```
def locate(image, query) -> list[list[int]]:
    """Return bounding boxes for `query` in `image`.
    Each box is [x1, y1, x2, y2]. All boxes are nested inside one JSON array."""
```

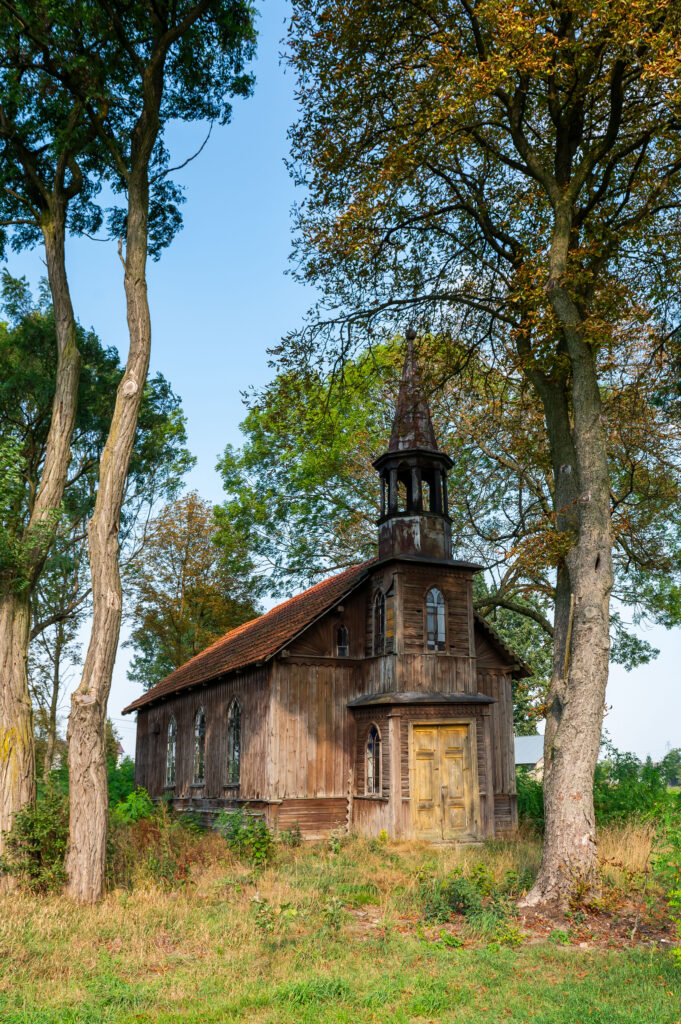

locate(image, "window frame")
[[226, 697, 241, 787], [336, 623, 349, 657], [425, 586, 447, 652], [165, 715, 177, 788], [365, 723, 382, 796], [193, 707, 207, 786]]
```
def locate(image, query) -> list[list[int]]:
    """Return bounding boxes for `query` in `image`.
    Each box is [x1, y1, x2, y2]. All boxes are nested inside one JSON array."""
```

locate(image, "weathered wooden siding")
[[402, 565, 474, 657], [134, 665, 270, 801], [268, 660, 361, 800]]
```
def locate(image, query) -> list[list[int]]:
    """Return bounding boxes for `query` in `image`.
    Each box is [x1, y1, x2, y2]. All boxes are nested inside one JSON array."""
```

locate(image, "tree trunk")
[[522, 214, 614, 906], [0, 206, 79, 851], [0, 592, 35, 853], [66, 158, 153, 902]]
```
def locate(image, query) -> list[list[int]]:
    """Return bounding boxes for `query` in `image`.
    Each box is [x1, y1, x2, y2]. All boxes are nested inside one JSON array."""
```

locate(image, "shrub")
[[111, 786, 156, 824], [216, 806, 274, 865], [279, 821, 302, 847], [108, 757, 136, 806], [0, 783, 68, 892], [652, 803, 681, 966], [420, 867, 517, 941], [594, 744, 669, 824], [516, 769, 544, 831]]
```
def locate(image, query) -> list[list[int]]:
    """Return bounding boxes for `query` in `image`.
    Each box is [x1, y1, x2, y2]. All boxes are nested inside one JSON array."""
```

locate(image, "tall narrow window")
[[166, 716, 177, 787], [366, 726, 381, 795], [426, 587, 446, 651], [373, 592, 385, 654], [193, 707, 206, 785], [336, 624, 349, 657], [227, 698, 241, 786]]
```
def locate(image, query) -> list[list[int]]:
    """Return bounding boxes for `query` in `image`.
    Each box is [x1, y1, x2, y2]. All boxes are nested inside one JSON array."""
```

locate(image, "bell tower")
[[373, 331, 453, 561]]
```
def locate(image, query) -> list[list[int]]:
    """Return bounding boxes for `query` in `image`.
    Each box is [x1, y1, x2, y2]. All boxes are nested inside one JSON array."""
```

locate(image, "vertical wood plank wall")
[[134, 665, 270, 802]]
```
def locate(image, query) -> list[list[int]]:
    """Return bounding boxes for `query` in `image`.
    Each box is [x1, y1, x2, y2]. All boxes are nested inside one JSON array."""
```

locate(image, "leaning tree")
[[286, 0, 681, 903]]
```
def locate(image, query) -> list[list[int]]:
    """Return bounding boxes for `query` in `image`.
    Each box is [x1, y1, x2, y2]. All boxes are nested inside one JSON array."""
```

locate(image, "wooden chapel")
[[123, 336, 528, 840]]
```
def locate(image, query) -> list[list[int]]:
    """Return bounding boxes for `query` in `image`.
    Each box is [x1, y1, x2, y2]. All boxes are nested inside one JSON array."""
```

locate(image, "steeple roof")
[[388, 332, 439, 453]]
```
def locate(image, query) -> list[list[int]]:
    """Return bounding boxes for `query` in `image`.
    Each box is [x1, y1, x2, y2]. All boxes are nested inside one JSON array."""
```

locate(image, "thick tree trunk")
[[66, 162, 153, 902], [0, 593, 35, 851], [522, 213, 614, 906], [0, 207, 79, 851]]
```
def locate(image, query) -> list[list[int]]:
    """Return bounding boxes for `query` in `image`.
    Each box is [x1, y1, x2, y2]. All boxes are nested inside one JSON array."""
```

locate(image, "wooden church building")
[[123, 338, 529, 841]]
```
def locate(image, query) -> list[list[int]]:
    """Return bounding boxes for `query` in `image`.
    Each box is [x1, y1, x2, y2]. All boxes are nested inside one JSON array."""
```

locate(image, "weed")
[[215, 806, 274, 865], [549, 929, 571, 945], [279, 821, 303, 847], [110, 786, 155, 824]]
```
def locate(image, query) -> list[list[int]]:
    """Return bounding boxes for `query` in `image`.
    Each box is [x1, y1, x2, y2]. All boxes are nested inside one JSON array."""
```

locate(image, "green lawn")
[[1, 832, 679, 1024]]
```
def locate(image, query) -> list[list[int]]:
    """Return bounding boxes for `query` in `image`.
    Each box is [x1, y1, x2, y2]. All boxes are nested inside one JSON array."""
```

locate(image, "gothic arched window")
[[193, 707, 206, 785], [373, 592, 385, 655], [227, 698, 241, 786], [166, 716, 177, 787], [426, 587, 446, 651], [366, 725, 381, 795], [336, 625, 349, 657]]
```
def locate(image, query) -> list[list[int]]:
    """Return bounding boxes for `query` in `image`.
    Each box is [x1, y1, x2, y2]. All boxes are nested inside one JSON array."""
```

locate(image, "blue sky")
[[9, 1, 681, 759]]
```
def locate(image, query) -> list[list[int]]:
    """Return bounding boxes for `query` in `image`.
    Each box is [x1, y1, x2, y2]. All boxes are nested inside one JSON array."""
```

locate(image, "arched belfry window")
[[373, 592, 385, 655], [227, 698, 241, 786], [166, 716, 177, 787], [193, 707, 206, 785], [366, 725, 381, 795], [426, 587, 446, 651], [336, 625, 349, 657]]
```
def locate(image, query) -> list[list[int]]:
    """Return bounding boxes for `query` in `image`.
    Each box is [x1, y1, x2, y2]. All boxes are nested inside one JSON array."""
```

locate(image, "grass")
[[0, 825, 679, 1024]]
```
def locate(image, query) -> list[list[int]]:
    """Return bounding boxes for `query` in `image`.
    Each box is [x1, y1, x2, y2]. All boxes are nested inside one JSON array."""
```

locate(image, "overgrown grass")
[[0, 826, 679, 1023]]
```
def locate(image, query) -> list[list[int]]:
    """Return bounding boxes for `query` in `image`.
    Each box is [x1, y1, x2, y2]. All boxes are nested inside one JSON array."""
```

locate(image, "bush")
[[652, 804, 681, 968], [107, 800, 219, 889], [594, 744, 669, 824], [0, 782, 68, 892], [420, 868, 517, 940], [108, 757, 136, 806], [110, 786, 155, 824], [516, 769, 544, 830], [216, 806, 274, 865]]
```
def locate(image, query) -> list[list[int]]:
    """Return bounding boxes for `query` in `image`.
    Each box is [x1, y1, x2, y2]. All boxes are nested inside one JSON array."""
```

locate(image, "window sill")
[[223, 784, 240, 791], [190, 783, 205, 790], [354, 794, 388, 802], [163, 785, 175, 792]]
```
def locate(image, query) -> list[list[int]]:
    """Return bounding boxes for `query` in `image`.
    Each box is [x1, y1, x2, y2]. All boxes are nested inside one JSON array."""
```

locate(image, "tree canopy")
[[126, 491, 260, 691]]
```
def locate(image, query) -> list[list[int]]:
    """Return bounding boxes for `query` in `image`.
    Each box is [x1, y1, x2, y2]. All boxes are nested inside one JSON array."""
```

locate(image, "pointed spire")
[[388, 329, 439, 453]]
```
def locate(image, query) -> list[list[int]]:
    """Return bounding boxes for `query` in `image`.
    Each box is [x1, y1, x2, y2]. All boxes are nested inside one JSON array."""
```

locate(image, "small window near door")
[[166, 716, 176, 787], [193, 707, 206, 785], [336, 624, 349, 657], [426, 587, 446, 651], [366, 725, 381, 794], [227, 698, 241, 786]]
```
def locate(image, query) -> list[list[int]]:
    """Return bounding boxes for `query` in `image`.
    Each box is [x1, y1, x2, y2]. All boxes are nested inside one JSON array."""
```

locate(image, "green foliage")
[[0, 782, 68, 892], [660, 748, 681, 788], [215, 806, 274, 866], [125, 492, 258, 691], [593, 741, 670, 824], [516, 769, 545, 831], [652, 805, 681, 968], [107, 801, 217, 889], [111, 787, 156, 825], [278, 821, 303, 847], [419, 866, 518, 942]]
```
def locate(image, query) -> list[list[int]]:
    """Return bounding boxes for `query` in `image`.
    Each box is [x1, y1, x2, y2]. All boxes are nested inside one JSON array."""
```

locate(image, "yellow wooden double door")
[[411, 723, 477, 840]]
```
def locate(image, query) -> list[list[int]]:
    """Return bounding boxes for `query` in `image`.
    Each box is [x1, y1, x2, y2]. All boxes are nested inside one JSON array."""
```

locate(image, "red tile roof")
[[122, 560, 373, 714]]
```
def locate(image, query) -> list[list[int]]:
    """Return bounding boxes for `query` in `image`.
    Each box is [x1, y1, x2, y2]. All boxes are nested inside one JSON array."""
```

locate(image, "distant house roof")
[[514, 734, 544, 766], [122, 560, 373, 714]]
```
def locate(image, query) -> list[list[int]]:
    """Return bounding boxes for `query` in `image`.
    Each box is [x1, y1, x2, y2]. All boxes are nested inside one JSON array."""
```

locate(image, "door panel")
[[411, 723, 477, 840], [412, 726, 440, 839]]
